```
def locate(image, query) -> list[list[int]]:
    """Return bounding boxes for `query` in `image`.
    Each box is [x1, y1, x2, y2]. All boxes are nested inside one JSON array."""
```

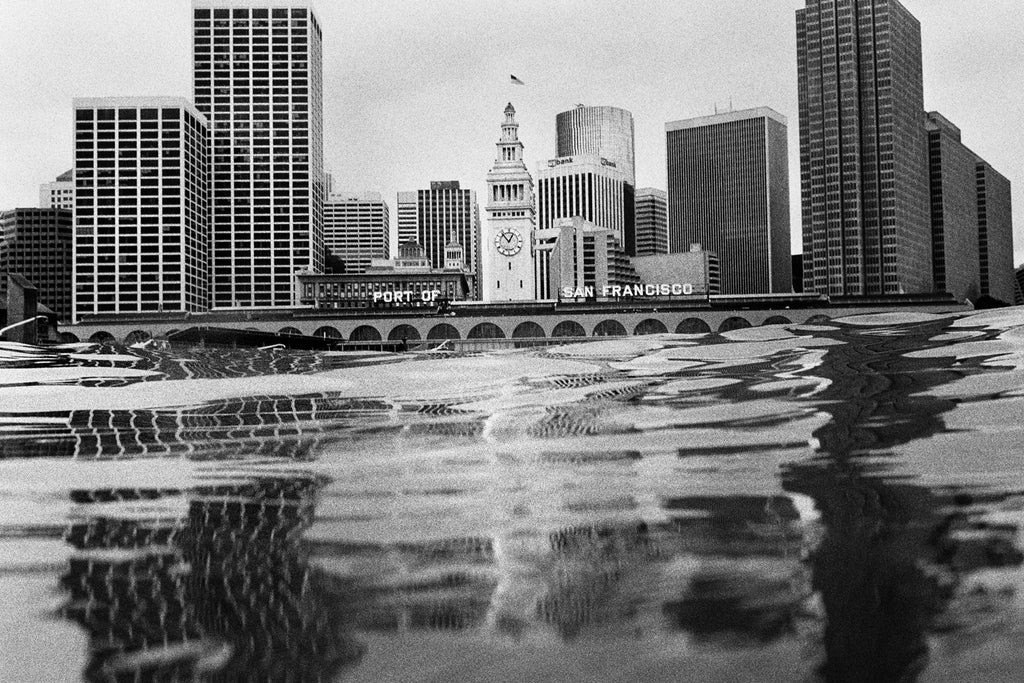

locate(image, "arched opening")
[[551, 320, 586, 337], [350, 325, 382, 342], [763, 316, 792, 326], [58, 332, 80, 344], [279, 326, 302, 336], [512, 321, 545, 338], [592, 319, 627, 337], [124, 330, 152, 345], [468, 322, 506, 339], [512, 321, 545, 348], [805, 314, 832, 325], [718, 317, 752, 332], [313, 326, 343, 339], [675, 318, 711, 334], [388, 324, 422, 341], [89, 331, 115, 344], [634, 319, 668, 336], [427, 324, 461, 340]]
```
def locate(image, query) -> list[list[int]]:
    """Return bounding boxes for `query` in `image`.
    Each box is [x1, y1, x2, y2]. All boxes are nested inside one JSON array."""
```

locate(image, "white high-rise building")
[[323, 191, 389, 274], [483, 103, 535, 302], [39, 170, 75, 210], [192, 0, 325, 308], [72, 97, 210, 321], [536, 155, 631, 251]]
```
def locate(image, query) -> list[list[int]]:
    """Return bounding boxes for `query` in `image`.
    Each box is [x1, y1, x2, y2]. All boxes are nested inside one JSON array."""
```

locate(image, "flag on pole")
[[510, 74, 525, 86]]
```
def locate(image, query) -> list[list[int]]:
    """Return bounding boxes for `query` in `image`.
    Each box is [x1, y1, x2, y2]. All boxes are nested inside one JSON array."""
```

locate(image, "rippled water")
[[2, 309, 1024, 682]]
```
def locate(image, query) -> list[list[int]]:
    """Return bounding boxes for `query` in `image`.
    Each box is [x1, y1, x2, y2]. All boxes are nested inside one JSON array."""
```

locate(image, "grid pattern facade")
[[323, 192, 390, 274], [396, 182, 480, 299], [925, 113, 979, 301], [666, 109, 791, 294], [976, 162, 1014, 303], [634, 187, 668, 256], [72, 99, 210, 320], [536, 158, 630, 251], [556, 105, 636, 186], [797, 0, 931, 295], [39, 170, 75, 210], [193, 0, 324, 309], [0, 208, 73, 320]]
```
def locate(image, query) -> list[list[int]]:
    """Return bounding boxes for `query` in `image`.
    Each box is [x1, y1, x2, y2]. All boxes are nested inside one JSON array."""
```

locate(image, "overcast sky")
[[1, 0, 1021, 265]]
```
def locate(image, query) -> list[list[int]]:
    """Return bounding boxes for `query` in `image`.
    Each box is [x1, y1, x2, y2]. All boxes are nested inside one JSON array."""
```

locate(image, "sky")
[[1, 0, 1022, 266]]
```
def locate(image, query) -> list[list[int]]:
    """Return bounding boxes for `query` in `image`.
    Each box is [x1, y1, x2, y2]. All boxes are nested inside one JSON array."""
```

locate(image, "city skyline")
[[0, 0, 1021, 265]]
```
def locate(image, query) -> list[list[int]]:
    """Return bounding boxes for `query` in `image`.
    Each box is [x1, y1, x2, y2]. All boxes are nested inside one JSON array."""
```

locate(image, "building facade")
[[631, 244, 721, 297], [193, 0, 325, 309], [976, 161, 1015, 303], [395, 181, 480, 299], [39, 170, 75, 210], [536, 155, 633, 254], [634, 187, 668, 256], [797, 0, 931, 295], [534, 216, 639, 300], [323, 191, 389, 274], [483, 103, 536, 302], [556, 104, 636, 186], [0, 208, 74, 321], [72, 97, 210, 320], [666, 107, 791, 294]]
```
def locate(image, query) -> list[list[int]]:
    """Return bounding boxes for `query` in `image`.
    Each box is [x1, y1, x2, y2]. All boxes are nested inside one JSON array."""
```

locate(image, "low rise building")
[[534, 216, 639, 300], [631, 243, 721, 296], [1, 207, 74, 321]]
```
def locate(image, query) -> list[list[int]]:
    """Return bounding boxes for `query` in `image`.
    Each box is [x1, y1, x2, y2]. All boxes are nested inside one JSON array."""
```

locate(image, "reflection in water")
[[0, 316, 1021, 680], [61, 477, 363, 681]]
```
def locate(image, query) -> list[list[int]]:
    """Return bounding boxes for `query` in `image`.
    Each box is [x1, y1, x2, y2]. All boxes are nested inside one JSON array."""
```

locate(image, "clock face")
[[495, 229, 523, 256]]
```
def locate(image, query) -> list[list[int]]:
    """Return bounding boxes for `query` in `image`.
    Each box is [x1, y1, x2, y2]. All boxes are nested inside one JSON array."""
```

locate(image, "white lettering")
[[671, 284, 683, 296], [372, 292, 384, 302], [682, 284, 693, 295], [562, 287, 575, 298], [611, 286, 622, 297]]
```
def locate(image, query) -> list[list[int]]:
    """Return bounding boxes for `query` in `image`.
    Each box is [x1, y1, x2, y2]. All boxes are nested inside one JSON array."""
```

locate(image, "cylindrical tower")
[[555, 105, 636, 186]]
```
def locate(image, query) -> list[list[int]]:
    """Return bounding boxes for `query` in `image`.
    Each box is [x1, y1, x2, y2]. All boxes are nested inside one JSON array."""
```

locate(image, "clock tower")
[[483, 103, 536, 301]]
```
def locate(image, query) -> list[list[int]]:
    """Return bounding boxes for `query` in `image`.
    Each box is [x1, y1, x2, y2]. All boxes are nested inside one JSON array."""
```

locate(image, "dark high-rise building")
[[0, 208, 73, 321], [634, 188, 668, 256], [193, 0, 325, 309], [396, 182, 480, 299], [926, 112, 980, 302], [976, 161, 1014, 303], [797, 0, 931, 295], [72, 98, 210, 321], [666, 108, 791, 294], [1014, 265, 1024, 306]]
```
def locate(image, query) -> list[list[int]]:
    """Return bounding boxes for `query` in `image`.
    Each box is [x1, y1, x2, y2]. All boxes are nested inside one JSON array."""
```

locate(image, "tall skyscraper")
[[72, 97, 210, 320], [556, 105, 636, 186], [1014, 265, 1024, 306], [976, 161, 1014, 303], [193, 0, 324, 309], [666, 108, 792, 294], [483, 103, 536, 302], [797, 0, 931, 295], [395, 181, 480, 299], [0, 208, 73, 321], [323, 191, 390, 274], [536, 155, 632, 253], [39, 170, 74, 210], [634, 188, 668, 256]]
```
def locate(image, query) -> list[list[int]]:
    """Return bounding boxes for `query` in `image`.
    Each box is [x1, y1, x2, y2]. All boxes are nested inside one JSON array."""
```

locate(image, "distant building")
[[0, 208, 73, 321], [193, 0, 325, 308], [483, 103, 536, 302], [976, 161, 1015, 303], [926, 112, 980, 302], [296, 241, 470, 310], [631, 244, 721, 296], [533, 216, 638, 300], [797, 0, 931, 295], [536, 155, 634, 255], [666, 107, 791, 294], [556, 104, 636, 186], [72, 97, 210, 321], [395, 181, 481, 299], [634, 188, 668, 256], [39, 170, 74, 210], [323, 191, 389, 274]]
